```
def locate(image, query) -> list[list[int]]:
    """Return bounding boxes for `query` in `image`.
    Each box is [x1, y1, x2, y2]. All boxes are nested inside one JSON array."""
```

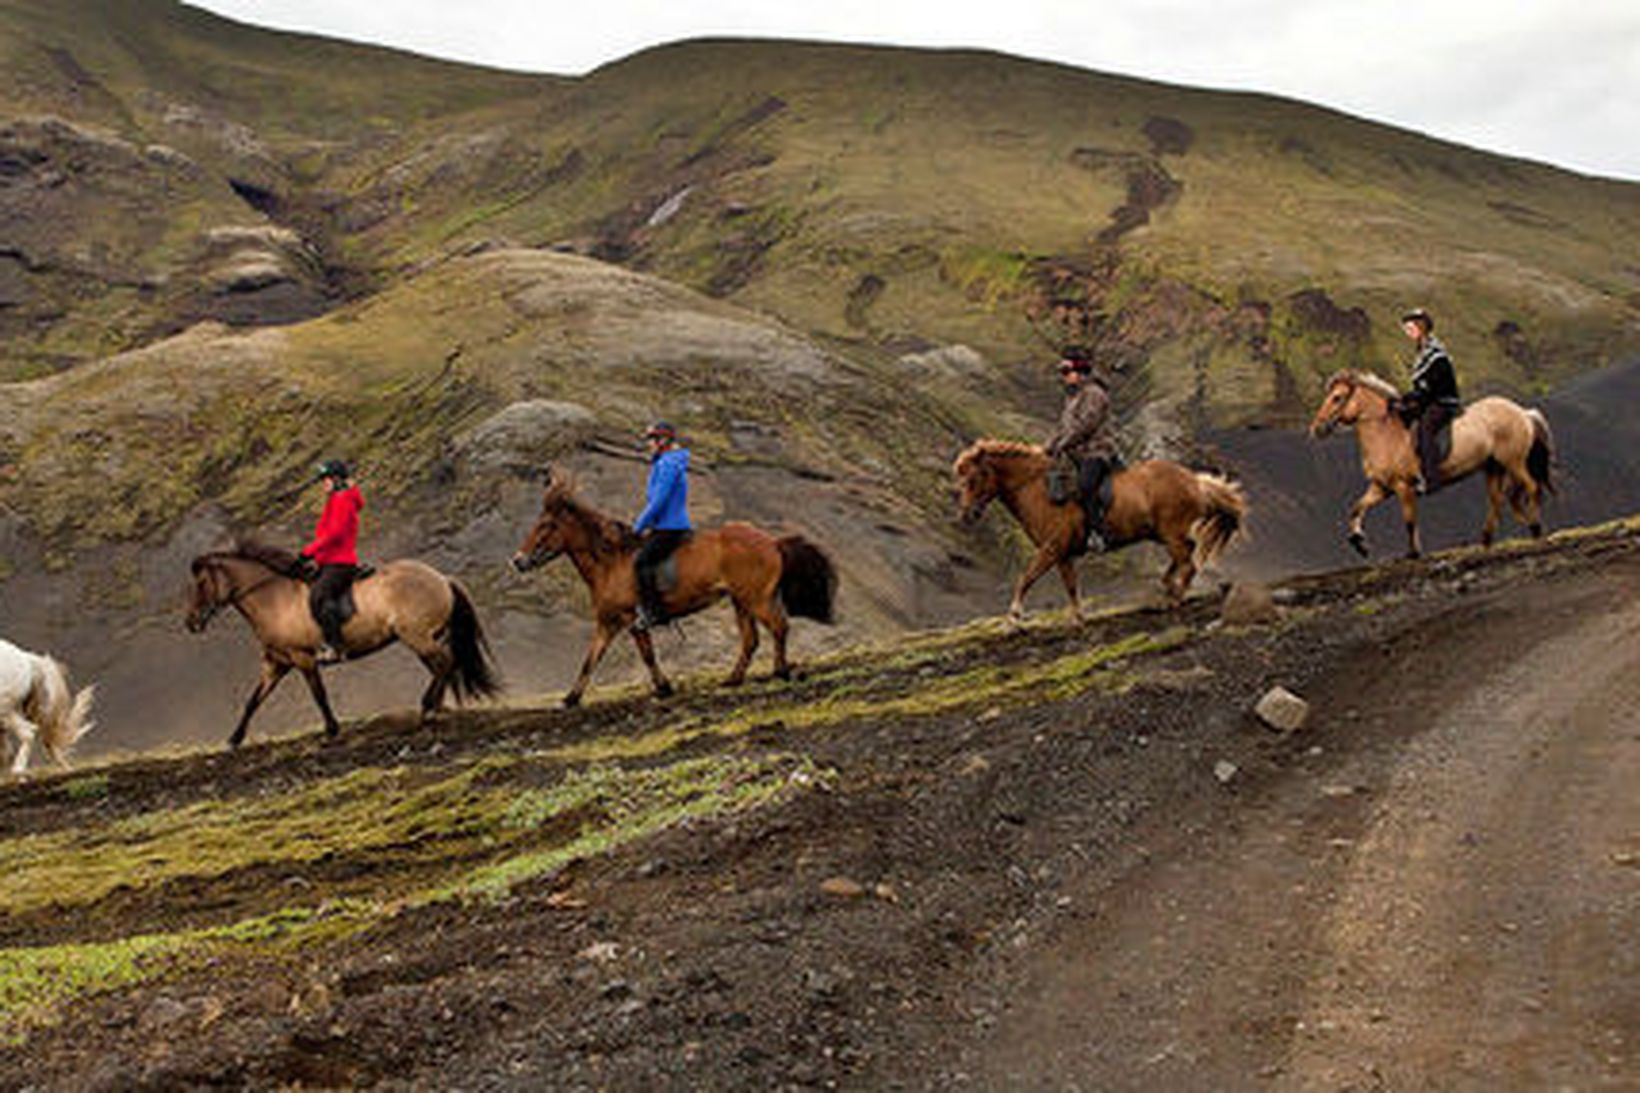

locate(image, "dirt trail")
[[974, 557, 1639, 1090]]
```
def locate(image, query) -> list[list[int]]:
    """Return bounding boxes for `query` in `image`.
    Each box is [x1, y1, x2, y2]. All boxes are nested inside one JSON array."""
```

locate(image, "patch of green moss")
[[0, 900, 377, 1045]]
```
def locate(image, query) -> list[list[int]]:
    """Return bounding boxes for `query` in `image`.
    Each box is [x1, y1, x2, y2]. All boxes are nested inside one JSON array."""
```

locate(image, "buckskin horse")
[[510, 470, 838, 707], [186, 543, 500, 748], [0, 638, 95, 776], [954, 439, 1247, 619], [1308, 369, 1553, 558]]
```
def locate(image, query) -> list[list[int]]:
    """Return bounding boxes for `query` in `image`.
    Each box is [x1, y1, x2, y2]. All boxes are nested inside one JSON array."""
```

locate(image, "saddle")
[[305, 562, 375, 631], [1047, 455, 1119, 528]]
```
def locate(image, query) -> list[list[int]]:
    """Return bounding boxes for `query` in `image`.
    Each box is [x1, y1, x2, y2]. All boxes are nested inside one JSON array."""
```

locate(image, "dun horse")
[[954, 440, 1247, 619], [1309, 369, 1553, 558], [0, 639, 95, 776], [186, 544, 500, 748], [510, 472, 838, 707]]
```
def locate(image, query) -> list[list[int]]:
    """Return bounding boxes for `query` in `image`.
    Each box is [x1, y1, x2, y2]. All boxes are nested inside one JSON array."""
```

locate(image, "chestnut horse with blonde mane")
[[954, 440, 1248, 618], [1309, 369, 1553, 558], [510, 470, 838, 707]]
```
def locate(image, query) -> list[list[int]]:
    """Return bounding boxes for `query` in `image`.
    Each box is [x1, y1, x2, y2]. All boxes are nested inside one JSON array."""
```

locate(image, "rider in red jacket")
[[299, 460, 363, 662]]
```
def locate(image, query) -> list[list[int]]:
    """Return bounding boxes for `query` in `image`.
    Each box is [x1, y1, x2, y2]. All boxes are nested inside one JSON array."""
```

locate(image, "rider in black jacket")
[[1398, 308, 1460, 494]]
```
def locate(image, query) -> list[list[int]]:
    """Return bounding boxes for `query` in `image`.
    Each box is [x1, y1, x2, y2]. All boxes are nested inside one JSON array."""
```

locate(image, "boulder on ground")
[[1254, 685, 1310, 733], [1222, 581, 1279, 625]]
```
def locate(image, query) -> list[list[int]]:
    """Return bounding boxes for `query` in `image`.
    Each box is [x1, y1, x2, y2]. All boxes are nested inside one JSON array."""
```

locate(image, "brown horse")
[[510, 472, 838, 707], [186, 543, 500, 748], [1308, 369, 1553, 558], [954, 440, 1248, 618]]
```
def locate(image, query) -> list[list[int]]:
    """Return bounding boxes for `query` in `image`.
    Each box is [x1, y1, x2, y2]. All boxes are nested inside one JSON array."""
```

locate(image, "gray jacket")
[[1045, 378, 1119, 461]]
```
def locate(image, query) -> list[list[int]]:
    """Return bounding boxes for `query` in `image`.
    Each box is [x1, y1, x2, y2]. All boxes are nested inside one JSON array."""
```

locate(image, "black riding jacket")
[[1407, 335, 1460, 412]]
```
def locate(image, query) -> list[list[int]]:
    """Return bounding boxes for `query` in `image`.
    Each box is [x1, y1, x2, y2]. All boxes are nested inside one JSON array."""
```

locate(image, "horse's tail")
[[32, 656, 94, 767], [1524, 408, 1555, 496], [446, 581, 503, 703], [1191, 473, 1249, 569], [777, 535, 839, 624]]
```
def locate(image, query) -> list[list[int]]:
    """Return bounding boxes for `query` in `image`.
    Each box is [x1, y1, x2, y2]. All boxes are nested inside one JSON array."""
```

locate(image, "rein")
[[196, 561, 291, 626]]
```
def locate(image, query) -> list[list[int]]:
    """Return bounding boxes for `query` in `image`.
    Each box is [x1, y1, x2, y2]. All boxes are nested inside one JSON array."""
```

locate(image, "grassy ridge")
[[0, 614, 1197, 1043]]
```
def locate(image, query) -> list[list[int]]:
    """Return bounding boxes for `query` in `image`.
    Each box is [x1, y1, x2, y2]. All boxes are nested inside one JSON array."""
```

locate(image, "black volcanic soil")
[[2, 525, 1637, 1090]]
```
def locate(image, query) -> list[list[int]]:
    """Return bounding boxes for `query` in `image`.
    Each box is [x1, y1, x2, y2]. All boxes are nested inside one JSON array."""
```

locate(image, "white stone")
[[1255, 686, 1311, 733]]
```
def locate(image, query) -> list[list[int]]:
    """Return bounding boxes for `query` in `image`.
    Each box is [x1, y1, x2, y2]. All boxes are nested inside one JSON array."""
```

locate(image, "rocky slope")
[[1, 1, 1638, 751]]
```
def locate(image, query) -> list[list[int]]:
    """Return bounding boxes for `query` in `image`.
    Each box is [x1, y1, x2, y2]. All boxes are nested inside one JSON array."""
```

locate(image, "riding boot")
[[315, 627, 345, 664]]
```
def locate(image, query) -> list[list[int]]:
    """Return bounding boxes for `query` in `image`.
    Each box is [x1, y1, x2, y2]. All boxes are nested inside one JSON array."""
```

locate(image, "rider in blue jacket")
[[632, 421, 692, 631]]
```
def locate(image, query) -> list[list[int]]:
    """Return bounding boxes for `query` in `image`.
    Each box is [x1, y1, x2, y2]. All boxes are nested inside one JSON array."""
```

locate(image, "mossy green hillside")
[[0, 750, 816, 1041]]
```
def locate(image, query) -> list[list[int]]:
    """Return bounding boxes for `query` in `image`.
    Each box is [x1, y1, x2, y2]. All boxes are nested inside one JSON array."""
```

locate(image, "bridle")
[[191, 559, 286, 628]]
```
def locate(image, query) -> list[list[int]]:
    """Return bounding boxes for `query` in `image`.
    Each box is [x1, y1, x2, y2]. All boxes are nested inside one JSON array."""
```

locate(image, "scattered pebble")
[[1214, 760, 1239, 785], [821, 876, 866, 898]]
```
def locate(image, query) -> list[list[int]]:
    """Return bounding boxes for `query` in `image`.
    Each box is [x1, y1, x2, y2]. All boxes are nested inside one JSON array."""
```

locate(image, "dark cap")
[[643, 421, 677, 439], [314, 458, 351, 482], [1400, 307, 1434, 330]]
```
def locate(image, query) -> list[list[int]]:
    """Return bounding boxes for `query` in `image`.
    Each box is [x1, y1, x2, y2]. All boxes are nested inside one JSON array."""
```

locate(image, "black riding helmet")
[[314, 458, 351, 483]]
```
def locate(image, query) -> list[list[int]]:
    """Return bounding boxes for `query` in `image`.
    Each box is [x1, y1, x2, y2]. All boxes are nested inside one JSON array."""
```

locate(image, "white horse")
[[0, 638, 95, 776]]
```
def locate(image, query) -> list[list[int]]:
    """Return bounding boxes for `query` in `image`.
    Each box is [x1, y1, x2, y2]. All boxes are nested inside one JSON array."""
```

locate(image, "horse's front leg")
[[1009, 547, 1065, 623], [229, 658, 290, 750], [299, 665, 344, 738], [1346, 481, 1390, 557], [564, 622, 619, 708], [1393, 482, 1423, 558], [630, 626, 674, 699], [1056, 560, 1083, 621]]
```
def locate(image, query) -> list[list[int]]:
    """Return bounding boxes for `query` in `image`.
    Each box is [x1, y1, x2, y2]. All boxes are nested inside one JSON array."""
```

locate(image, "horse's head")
[[511, 481, 575, 573], [953, 445, 1000, 526], [1310, 373, 1360, 438], [184, 557, 230, 633]]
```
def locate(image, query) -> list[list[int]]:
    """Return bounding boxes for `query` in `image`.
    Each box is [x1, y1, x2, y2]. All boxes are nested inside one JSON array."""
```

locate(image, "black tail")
[[777, 535, 838, 624], [447, 582, 502, 702], [1525, 409, 1555, 495]]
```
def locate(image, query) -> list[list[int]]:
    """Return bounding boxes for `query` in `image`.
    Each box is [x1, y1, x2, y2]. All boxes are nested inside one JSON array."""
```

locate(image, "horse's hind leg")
[[1506, 462, 1544, 537], [724, 602, 760, 687], [750, 597, 792, 682], [299, 666, 345, 738], [230, 658, 290, 750], [1162, 535, 1196, 605], [1481, 467, 1507, 547], [3, 713, 37, 775], [629, 627, 674, 700]]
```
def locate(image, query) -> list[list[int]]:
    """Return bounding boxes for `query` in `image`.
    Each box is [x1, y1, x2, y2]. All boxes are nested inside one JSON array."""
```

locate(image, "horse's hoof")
[[1347, 533, 1368, 557], [1530, 523, 1543, 539], [721, 676, 744, 690], [654, 682, 675, 700], [562, 693, 582, 709], [1404, 550, 1422, 560], [773, 667, 793, 682]]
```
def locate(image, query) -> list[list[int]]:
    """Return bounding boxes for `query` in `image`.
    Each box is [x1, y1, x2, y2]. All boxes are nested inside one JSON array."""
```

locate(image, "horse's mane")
[[191, 540, 306, 577], [953, 438, 1047, 476], [1328, 368, 1401, 401], [542, 477, 636, 556]]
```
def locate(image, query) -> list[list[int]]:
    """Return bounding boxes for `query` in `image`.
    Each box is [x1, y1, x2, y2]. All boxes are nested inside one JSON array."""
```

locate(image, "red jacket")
[[302, 485, 363, 565]]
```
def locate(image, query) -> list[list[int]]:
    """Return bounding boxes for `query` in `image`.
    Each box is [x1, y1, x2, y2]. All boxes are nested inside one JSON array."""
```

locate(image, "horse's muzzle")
[[510, 549, 554, 573]]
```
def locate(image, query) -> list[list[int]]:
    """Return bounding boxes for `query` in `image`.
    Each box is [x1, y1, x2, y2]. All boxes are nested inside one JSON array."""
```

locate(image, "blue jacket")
[[634, 447, 692, 532]]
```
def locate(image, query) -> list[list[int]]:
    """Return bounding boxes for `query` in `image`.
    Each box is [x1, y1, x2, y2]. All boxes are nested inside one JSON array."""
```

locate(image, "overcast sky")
[[187, 0, 1639, 181]]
